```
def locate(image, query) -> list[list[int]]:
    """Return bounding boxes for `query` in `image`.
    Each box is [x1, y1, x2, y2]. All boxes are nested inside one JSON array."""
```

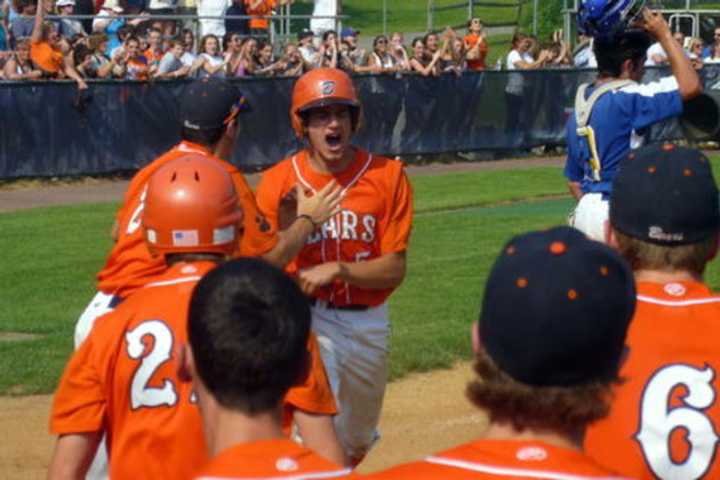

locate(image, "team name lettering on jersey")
[[306, 210, 377, 245]]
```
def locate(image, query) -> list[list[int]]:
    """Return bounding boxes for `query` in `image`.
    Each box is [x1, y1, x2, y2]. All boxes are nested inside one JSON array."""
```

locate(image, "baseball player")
[[48, 156, 343, 479], [255, 67, 414, 464], [75, 77, 343, 347], [565, 3, 701, 241], [585, 143, 720, 479], [185, 258, 357, 479], [368, 226, 636, 479]]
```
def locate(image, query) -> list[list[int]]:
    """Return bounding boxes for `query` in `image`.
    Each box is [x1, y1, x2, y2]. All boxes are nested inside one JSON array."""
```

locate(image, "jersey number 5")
[[636, 364, 720, 480], [126, 320, 179, 409]]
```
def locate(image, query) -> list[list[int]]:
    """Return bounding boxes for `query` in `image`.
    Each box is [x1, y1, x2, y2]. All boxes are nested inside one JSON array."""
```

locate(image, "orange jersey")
[[51, 262, 214, 479], [255, 148, 413, 307], [245, 0, 276, 30], [368, 439, 623, 479], [96, 141, 278, 298], [52, 261, 336, 478], [464, 33, 488, 71], [585, 280, 720, 479], [193, 438, 356, 479], [144, 47, 165, 66]]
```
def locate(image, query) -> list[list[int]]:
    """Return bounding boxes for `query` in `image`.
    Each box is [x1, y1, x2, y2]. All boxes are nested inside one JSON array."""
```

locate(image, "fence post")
[[533, 0, 538, 35], [468, 0, 474, 19], [383, 0, 387, 36], [427, 0, 434, 32]]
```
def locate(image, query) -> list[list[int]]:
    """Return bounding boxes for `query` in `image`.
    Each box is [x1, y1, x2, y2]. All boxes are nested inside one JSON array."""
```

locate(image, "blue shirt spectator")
[[564, 77, 683, 196]]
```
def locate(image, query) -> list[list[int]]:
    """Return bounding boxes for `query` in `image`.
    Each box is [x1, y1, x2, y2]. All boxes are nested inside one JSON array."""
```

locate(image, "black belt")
[[311, 299, 370, 311]]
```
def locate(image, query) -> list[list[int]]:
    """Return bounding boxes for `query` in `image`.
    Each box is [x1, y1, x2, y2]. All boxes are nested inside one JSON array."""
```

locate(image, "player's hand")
[[297, 262, 341, 295], [296, 181, 344, 226], [641, 8, 670, 39]]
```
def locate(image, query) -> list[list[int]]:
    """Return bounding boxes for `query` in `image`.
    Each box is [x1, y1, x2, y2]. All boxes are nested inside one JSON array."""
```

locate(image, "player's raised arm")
[[642, 8, 701, 100]]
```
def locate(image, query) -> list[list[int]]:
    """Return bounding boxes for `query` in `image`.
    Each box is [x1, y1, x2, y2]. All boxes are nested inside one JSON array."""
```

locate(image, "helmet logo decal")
[[321, 80, 336, 95]]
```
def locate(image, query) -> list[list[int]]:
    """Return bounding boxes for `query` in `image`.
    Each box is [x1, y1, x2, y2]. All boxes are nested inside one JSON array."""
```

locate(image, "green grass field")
[[289, 0, 526, 36], [2, 159, 720, 395]]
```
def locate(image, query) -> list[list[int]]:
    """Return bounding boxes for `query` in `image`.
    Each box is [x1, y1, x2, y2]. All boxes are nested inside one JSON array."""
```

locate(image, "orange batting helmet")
[[143, 155, 242, 257], [290, 67, 361, 138]]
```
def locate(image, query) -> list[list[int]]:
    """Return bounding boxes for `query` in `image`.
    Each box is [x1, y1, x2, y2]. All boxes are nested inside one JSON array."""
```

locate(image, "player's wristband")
[[296, 214, 317, 228]]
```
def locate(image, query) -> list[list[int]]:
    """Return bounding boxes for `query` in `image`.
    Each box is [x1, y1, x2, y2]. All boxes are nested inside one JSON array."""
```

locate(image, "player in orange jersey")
[[255, 67, 413, 464], [369, 226, 636, 479], [75, 77, 342, 347], [184, 258, 357, 479], [48, 156, 344, 479], [584, 143, 720, 479]]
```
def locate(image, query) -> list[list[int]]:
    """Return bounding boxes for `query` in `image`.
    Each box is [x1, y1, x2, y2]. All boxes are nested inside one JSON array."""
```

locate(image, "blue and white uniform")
[[565, 76, 683, 241]]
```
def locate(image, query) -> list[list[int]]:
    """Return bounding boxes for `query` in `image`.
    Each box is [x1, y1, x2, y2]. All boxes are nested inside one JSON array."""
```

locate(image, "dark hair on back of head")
[[180, 126, 225, 147], [594, 30, 652, 77], [188, 258, 312, 414]]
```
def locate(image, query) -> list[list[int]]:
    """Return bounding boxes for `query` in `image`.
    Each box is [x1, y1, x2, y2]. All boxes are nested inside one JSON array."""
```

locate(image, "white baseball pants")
[[569, 193, 609, 243], [311, 301, 390, 462]]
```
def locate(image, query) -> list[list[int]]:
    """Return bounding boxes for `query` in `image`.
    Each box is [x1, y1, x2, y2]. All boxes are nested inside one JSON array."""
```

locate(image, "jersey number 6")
[[636, 364, 720, 480]]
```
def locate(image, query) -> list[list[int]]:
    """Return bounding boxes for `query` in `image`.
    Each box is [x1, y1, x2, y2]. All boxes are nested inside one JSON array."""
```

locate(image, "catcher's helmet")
[[143, 155, 242, 257], [290, 67, 361, 138], [578, 0, 646, 39]]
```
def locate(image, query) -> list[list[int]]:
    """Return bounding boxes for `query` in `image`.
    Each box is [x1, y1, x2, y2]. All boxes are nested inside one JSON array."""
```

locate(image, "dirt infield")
[[0, 157, 563, 212], [0, 363, 484, 478], [1, 158, 563, 477]]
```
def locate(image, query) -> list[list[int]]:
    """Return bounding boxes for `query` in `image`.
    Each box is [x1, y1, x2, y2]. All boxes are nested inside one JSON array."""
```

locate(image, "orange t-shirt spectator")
[[464, 17, 488, 71], [30, 0, 87, 88], [244, 0, 288, 32]]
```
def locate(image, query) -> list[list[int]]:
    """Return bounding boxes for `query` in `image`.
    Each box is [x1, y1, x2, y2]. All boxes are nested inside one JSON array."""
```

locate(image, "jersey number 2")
[[126, 320, 178, 409], [636, 364, 720, 479]]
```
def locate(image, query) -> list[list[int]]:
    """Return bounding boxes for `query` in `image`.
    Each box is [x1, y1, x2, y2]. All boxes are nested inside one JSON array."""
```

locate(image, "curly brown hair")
[[466, 349, 619, 436]]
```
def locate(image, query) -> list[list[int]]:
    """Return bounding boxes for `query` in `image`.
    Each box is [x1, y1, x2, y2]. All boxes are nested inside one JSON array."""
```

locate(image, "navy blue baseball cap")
[[479, 227, 636, 387], [341, 26, 359, 39], [180, 78, 250, 131], [610, 143, 720, 245]]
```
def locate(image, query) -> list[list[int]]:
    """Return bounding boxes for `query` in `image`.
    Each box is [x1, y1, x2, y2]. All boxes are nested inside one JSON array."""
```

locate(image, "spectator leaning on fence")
[[409, 36, 441, 77], [154, 37, 189, 78], [442, 35, 465, 75], [144, 26, 164, 69], [31, 0, 87, 88], [296, 27, 316, 70], [389, 31, 409, 71], [318, 29, 338, 68], [224, 31, 244, 76], [196, 32, 227, 77], [3, 36, 42, 78], [368, 34, 398, 74], [81, 32, 114, 77], [464, 17, 487, 70], [277, 41, 303, 76]]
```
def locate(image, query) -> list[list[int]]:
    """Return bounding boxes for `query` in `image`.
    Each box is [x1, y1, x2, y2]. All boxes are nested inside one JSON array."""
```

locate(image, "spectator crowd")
[[0, 0, 592, 85]]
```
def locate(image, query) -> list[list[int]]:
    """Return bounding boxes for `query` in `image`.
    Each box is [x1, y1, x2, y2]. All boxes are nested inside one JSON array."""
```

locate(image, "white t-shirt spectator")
[[198, 52, 225, 78], [181, 51, 196, 67], [299, 44, 318, 66], [310, 0, 337, 36], [645, 42, 667, 66], [506, 49, 533, 95], [196, 0, 232, 37], [574, 41, 597, 68], [158, 51, 184, 74]]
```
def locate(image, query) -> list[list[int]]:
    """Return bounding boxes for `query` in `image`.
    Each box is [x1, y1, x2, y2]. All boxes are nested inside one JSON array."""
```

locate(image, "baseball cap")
[[341, 27, 359, 39], [57, 0, 76, 7], [297, 28, 314, 41], [610, 143, 720, 245], [479, 226, 636, 387], [100, 0, 123, 13], [180, 78, 250, 131]]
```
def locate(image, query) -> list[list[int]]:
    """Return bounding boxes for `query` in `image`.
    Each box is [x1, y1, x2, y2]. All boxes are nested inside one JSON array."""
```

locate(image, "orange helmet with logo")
[[290, 67, 362, 138], [143, 155, 243, 257]]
